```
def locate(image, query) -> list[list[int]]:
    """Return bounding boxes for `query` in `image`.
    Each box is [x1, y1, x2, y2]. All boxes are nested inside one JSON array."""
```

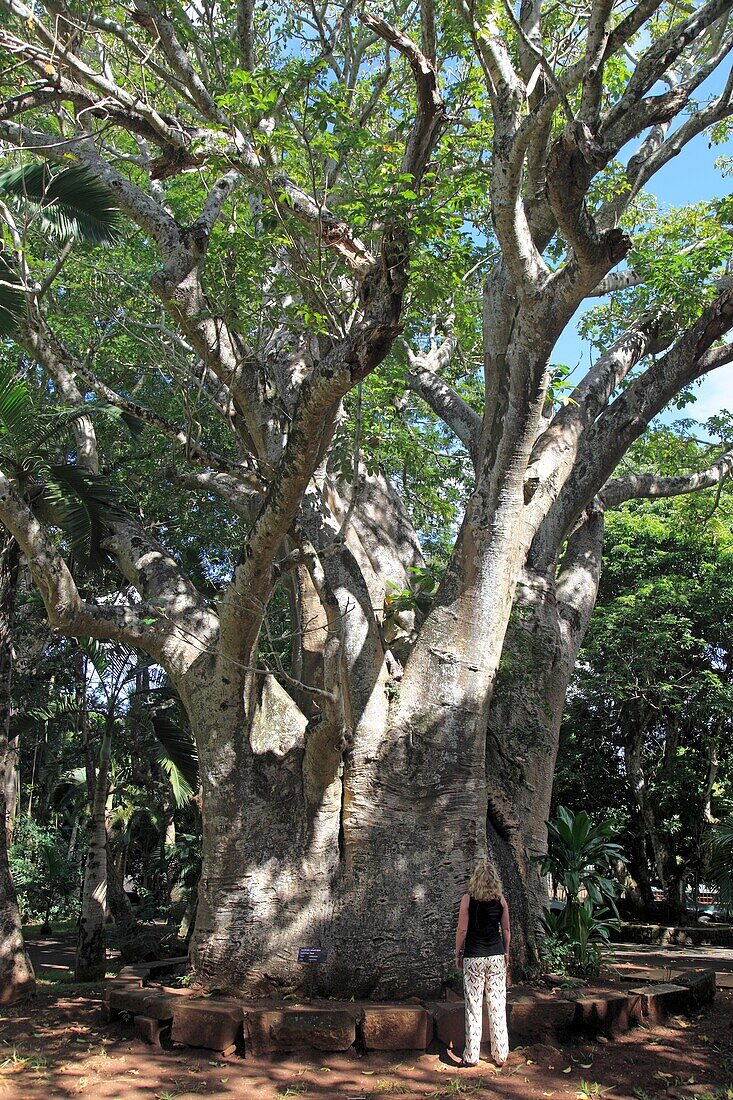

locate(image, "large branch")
[[545, 121, 632, 281], [404, 327, 481, 467], [360, 12, 447, 186], [604, 0, 733, 136], [456, 0, 548, 290], [585, 270, 646, 297], [455, 0, 523, 106], [99, 515, 219, 670], [524, 310, 668, 517], [514, 0, 666, 188], [600, 448, 733, 508], [0, 114, 181, 253], [215, 15, 450, 659], [218, 226, 412, 663], [533, 290, 733, 567], [130, 0, 229, 127], [0, 5, 451, 285], [20, 315, 220, 663], [578, 0, 615, 127], [519, 2, 730, 254], [599, 62, 733, 229], [0, 26, 375, 279], [0, 3, 189, 151], [167, 469, 260, 522], [23, 308, 101, 476], [554, 504, 605, 658], [0, 472, 163, 654]]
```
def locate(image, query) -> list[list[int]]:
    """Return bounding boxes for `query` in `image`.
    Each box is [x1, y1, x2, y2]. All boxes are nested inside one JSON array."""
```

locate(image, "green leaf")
[[0, 163, 123, 244], [150, 711, 199, 806]]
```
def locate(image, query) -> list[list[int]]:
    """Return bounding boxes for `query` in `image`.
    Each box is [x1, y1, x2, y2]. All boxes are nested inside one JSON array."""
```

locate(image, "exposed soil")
[[1, 983, 732, 1100]]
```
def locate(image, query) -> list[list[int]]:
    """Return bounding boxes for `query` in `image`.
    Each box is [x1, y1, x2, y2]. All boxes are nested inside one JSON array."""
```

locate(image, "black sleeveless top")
[[463, 896, 504, 958]]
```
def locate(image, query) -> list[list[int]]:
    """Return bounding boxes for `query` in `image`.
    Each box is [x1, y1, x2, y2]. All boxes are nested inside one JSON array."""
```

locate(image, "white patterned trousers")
[[462, 954, 509, 1065]]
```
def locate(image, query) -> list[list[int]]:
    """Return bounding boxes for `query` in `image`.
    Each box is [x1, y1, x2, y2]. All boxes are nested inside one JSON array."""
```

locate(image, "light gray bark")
[[485, 509, 605, 967]]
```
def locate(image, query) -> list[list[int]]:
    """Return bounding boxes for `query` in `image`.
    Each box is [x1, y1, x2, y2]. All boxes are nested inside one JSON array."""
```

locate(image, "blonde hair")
[[467, 859, 503, 901]]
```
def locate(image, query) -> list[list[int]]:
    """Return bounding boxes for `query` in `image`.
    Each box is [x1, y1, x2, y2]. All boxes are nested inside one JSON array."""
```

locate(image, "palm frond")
[[0, 163, 122, 244], [80, 639, 139, 694], [150, 711, 199, 806], [158, 753, 195, 808], [0, 163, 51, 203], [0, 360, 35, 443], [0, 251, 26, 338], [43, 465, 127, 569]]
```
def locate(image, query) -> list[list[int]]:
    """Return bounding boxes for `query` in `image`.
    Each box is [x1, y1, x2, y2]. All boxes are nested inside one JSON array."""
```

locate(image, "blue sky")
[[552, 74, 733, 433]]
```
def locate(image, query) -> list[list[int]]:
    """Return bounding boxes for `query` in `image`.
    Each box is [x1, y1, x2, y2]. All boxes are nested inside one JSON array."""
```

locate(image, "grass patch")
[[22, 920, 77, 939], [35, 972, 104, 995], [0, 1045, 48, 1072], [430, 1079, 486, 1098]]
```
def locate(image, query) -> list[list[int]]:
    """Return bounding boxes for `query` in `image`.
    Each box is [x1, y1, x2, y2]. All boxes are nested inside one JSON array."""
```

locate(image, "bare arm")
[[455, 893, 470, 968], [500, 896, 511, 964]]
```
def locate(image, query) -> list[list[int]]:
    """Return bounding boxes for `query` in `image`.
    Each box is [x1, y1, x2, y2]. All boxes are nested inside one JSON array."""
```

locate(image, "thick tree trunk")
[[0, 534, 35, 1003], [188, 664, 336, 993], [186, 318, 561, 998], [485, 510, 605, 971], [625, 825, 656, 915], [3, 731, 19, 842], [189, 488, 541, 997], [75, 722, 113, 981]]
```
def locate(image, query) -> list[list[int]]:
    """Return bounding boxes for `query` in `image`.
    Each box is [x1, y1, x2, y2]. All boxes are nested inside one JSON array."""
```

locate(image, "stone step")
[[244, 1007, 356, 1056], [103, 965, 717, 1056]]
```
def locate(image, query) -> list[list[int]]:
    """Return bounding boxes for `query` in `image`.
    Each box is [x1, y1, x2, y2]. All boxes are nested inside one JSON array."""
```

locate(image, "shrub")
[[537, 806, 627, 977], [10, 815, 80, 927]]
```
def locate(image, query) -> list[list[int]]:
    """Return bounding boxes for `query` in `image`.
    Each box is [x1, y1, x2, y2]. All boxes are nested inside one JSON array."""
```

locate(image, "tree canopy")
[[0, 0, 731, 998]]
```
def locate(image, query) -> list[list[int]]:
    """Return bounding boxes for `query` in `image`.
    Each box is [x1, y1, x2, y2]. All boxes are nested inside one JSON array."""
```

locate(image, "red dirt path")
[[1, 985, 732, 1100]]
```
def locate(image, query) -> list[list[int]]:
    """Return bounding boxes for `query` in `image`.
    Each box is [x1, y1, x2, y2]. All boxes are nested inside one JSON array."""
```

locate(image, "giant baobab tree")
[[0, 0, 732, 998]]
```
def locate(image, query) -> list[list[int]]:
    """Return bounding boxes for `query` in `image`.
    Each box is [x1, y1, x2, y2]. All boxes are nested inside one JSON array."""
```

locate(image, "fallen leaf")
[[563, 1066, 572, 1073]]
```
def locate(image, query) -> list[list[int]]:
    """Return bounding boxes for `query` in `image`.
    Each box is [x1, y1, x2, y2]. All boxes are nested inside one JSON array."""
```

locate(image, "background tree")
[[0, 160, 121, 1000], [556, 440, 733, 918], [0, 0, 731, 996]]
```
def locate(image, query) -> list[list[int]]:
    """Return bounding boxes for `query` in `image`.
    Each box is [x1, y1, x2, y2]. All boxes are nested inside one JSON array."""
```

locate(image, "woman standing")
[[454, 859, 511, 1067]]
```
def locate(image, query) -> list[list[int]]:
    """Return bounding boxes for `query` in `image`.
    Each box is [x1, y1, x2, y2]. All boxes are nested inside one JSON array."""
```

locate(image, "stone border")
[[103, 964, 717, 1057], [613, 922, 733, 947]]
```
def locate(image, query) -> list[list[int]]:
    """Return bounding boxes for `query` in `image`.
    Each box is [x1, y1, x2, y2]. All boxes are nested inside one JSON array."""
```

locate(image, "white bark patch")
[[249, 674, 307, 756]]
